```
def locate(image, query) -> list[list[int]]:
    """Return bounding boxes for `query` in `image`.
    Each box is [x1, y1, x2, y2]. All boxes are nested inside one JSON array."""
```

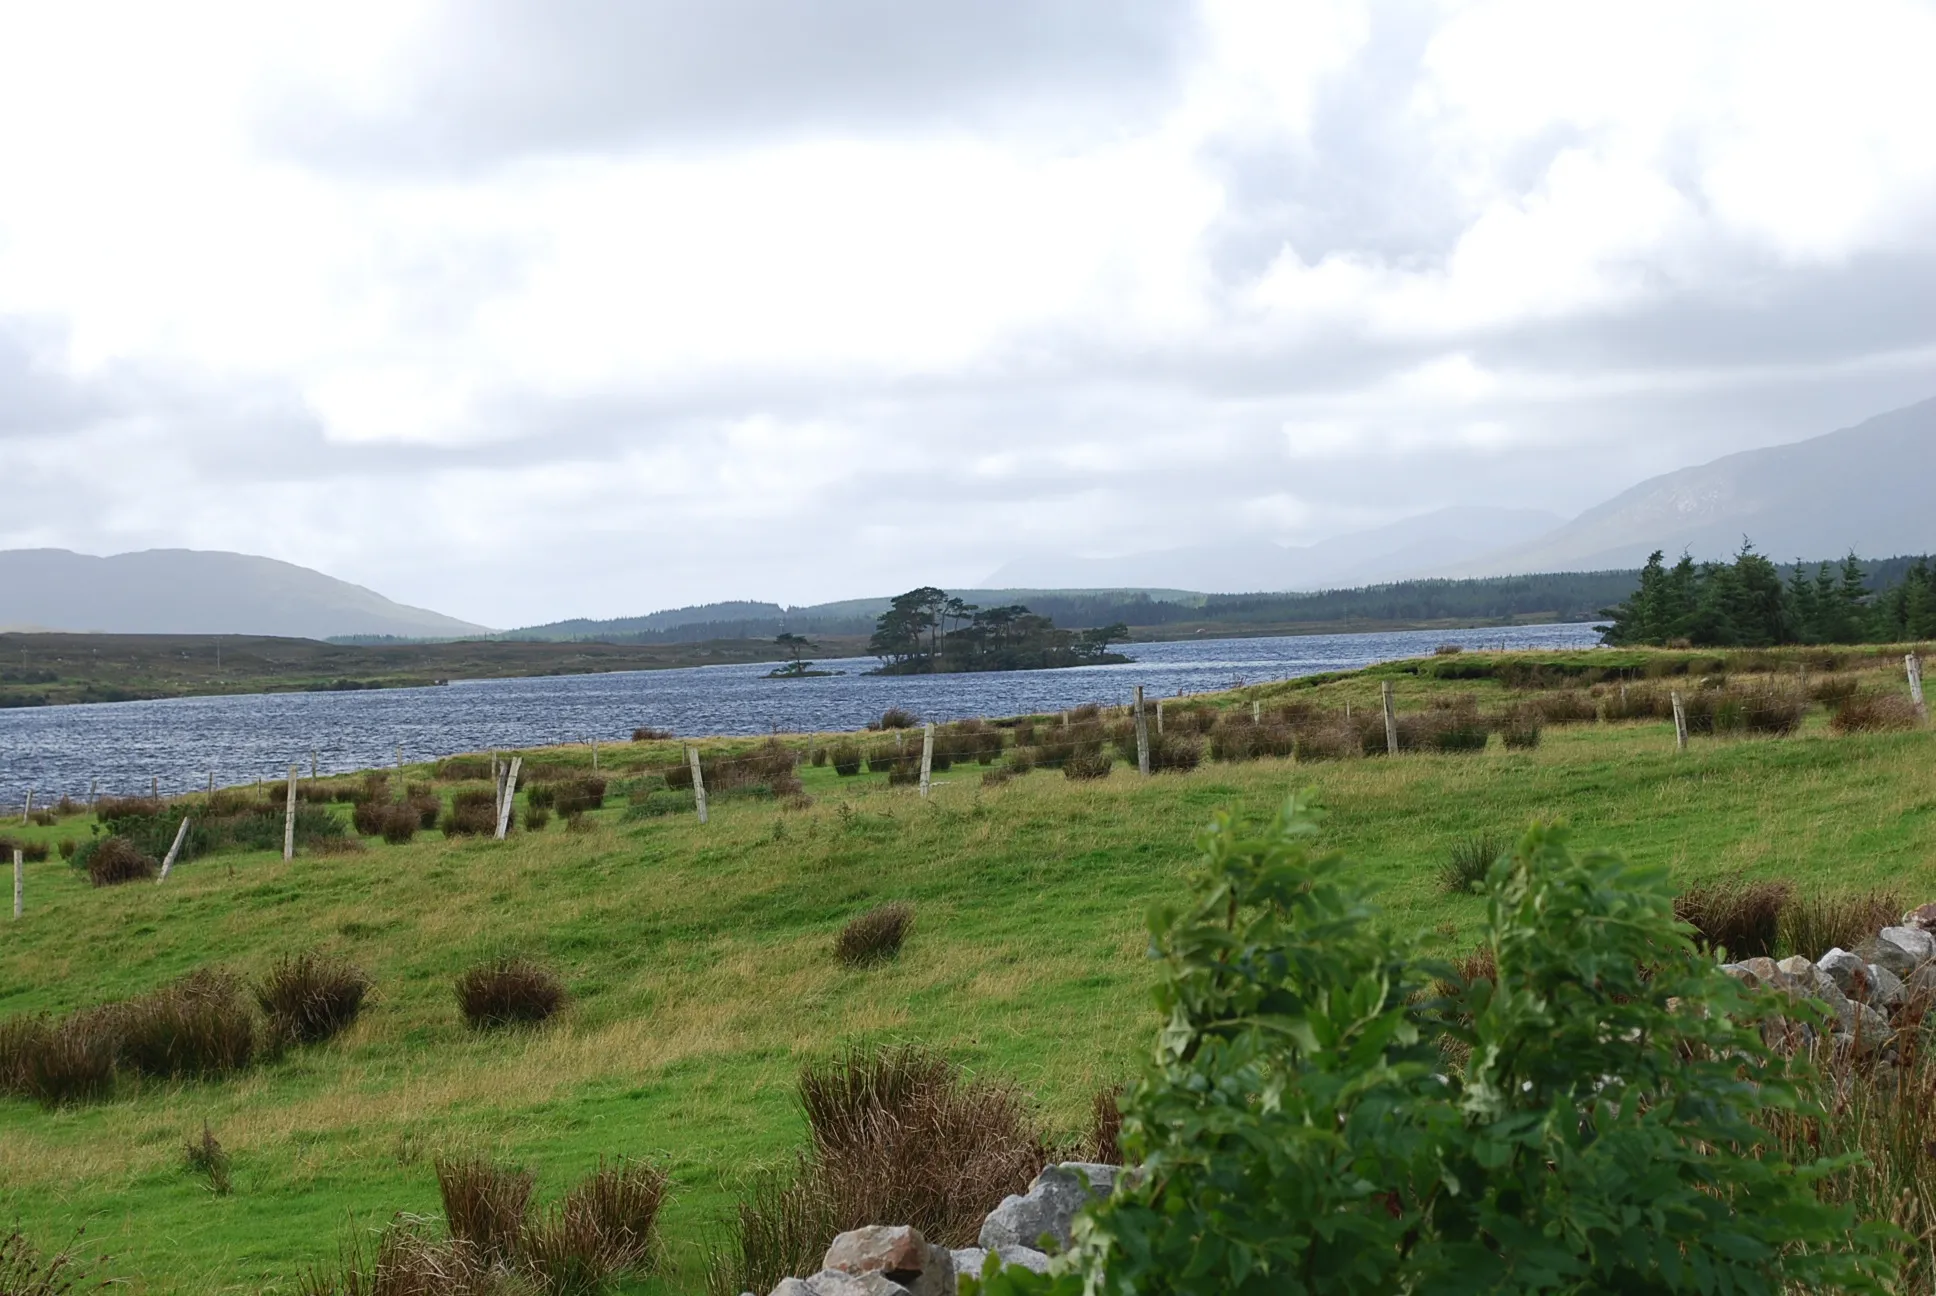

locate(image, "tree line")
[[1601, 545, 1936, 647], [868, 587, 1128, 674]]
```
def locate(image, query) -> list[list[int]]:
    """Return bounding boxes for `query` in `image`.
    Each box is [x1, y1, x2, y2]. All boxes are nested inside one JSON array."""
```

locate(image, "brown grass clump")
[[632, 726, 673, 742], [354, 801, 423, 844], [1674, 878, 1792, 960], [1063, 749, 1113, 780], [523, 1158, 668, 1288], [0, 1013, 117, 1106], [437, 1156, 534, 1264], [1831, 692, 1925, 734], [257, 951, 371, 1045], [1780, 890, 1905, 960], [433, 755, 494, 781], [85, 836, 158, 886], [1084, 1085, 1124, 1165], [829, 742, 862, 777], [93, 795, 163, 820], [114, 969, 258, 1080], [1496, 705, 1543, 751], [299, 1221, 525, 1296], [0, 1227, 96, 1295], [835, 903, 913, 967], [442, 790, 508, 838], [0, 836, 49, 863], [877, 707, 919, 730], [455, 958, 566, 1030], [185, 1122, 233, 1195]]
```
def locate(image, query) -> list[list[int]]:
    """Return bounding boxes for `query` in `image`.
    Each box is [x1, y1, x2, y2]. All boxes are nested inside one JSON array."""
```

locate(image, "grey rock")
[[795, 1272, 910, 1296], [980, 1163, 1119, 1253], [1817, 949, 1870, 996], [1870, 963, 1907, 1009], [1903, 901, 1936, 932], [951, 1246, 1054, 1277], [1910, 963, 1936, 996], [1831, 997, 1893, 1053], [1883, 926, 1936, 967], [823, 1226, 953, 1296], [1732, 956, 1783, 988], [769, 1282, 818, 1296]]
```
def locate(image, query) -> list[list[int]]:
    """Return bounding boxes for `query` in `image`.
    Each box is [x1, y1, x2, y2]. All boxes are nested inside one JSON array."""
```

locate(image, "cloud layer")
[[2, 0, 1934, 626]]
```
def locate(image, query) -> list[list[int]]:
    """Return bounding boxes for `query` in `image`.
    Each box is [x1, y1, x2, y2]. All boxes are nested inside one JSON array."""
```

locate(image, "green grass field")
[[4, 651, 1934, 1293]]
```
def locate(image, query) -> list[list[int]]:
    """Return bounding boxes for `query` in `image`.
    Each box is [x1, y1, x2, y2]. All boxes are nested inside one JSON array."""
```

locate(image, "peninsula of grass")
[[3, 643, 1935, 1292]]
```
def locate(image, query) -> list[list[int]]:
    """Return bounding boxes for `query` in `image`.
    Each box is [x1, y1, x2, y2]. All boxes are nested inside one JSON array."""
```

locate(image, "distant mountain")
[[979, 506, 1564, 593], [1469, 397, 1936, 575], [0, 549, 490, 639]]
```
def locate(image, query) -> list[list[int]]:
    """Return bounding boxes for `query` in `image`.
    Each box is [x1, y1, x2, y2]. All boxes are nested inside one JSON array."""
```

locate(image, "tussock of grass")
[[257, 951, 371, 1045], [454, 958, 566, 1030], [834, 903, 913, 967]]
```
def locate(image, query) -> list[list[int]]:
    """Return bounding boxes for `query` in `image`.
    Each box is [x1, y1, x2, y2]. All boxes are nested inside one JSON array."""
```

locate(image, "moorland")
[[3, 642, 1936, 1292]]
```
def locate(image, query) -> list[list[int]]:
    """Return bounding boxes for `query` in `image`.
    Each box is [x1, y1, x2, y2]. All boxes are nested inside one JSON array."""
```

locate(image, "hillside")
[[3, 648, 1934, 1292], [1471, 396, 1936, 574], [0, 549, 490, 640]]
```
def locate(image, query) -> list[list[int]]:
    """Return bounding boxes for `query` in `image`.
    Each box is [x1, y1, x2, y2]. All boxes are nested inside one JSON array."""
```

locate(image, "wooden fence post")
[[688, 747, 709, 825], [20, 789, 30, 825], [1156, 698, 1165, 736], [1909, 654, 1928, 725], [283, 764, 298, 861], [591, 739, 599, 772], [89, 779, 98, 805], [11, 848, 20, 920], [311, 751, 319, 779], [395, 744, 405, 799], [495, 757, 522, 840], [1382, 681, 1399, 755], [1671, 691, 1689, 751], [919, 723, 935, 797], [152, 775, 159, 799], [1134, 686, 1151, 777], [1252, 701, 1261, 724], [158, 817, 191, 882], [207, 772, 214, 797]]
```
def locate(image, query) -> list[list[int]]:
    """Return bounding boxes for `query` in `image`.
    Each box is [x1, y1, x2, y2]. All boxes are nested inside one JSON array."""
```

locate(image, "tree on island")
[[868, 588, 1130, 674], [767, 631, 820, 677]]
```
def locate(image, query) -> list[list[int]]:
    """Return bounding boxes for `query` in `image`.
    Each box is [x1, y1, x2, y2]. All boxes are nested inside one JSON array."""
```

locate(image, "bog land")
[[2, 643, 1934, 1293]]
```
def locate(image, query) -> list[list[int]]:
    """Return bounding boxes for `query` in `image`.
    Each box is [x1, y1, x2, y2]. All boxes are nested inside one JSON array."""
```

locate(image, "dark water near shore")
[[0, 623, 1602, 801]]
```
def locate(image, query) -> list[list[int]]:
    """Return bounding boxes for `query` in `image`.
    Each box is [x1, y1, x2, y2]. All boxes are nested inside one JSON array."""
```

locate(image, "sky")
[[2, 1, 1935, 630]]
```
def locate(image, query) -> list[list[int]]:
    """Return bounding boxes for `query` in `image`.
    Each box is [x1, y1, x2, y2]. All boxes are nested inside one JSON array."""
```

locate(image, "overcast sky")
[[3, 1, 1934, 628]]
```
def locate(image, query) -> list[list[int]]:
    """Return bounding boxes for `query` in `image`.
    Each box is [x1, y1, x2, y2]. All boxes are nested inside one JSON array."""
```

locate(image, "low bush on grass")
[[1529, 690, 1600, 725], [632, 726, 673, 742], [878, 707, 919, 730], [524, 1158, 669, 1287], [1675, 877, 1792, 960], [524, 806, 551, 832], [256, 951, 371, 1045], [442, 790, 508, 837], [0, 835, 49, 862], [114, 969, 258, 1080], [57, 839, 76, 860], [81, 835, 157, 886], [1831, 692, 1925, 734], [1780, 890, 1905, 960], [1005, 746, 1037, 775], [973, 801, 1896, 1296], [185, 1122, 233, 1195], [0, 1013, 116, 1106], [1437, 831, 1508, 895], [438, 1155, 535, 1264], [1682, 682, 1809, 738], [1063, 749, 1113, 780], [455, 958, 566, 1030], [835, 902, 913, 966], [712, 1045, 1048, 1295], [353, 801, 422, 844], [1497, 705, 1543, 750], [829, 742, 863, 777], [981, 767, 1012, 789], [549, 777, 608, 816], [1084, 1085, 1124, 1165], [433, 756, 494, 781], [623, 790, 694, 819]]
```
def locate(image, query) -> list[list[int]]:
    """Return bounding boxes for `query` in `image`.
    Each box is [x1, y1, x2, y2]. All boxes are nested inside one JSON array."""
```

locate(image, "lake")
[[0, 622, 1603, 801]]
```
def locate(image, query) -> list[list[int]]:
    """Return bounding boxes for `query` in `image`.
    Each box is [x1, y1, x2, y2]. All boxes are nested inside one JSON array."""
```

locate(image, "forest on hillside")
[[1600, 548, 1936, 647]]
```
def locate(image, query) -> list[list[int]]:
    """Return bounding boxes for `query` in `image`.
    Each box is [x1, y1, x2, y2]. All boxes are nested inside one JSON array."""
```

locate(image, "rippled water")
[[0, 622, 1603, 800]]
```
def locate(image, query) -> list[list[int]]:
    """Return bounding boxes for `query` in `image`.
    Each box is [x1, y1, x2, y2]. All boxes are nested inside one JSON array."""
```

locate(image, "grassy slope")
[[3, 657, 1935, 1293]]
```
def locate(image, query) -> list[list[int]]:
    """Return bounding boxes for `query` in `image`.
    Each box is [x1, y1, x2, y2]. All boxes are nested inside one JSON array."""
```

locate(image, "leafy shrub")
[[441, 790, 508, 837], [114, 970, 258, 1080], [1675, 877, 1791, 960], [83, 836, 157, 886], [257, 951, 371, 1045], [455, 958, 566, 1030], [829, 742, 863, 777], [436, 1155, 534, 1264], [1427, 711, 1490, 753], [1063, 749, 1113, 780], [1831, 693, 1924, 734], [878, 707, 919, 730], [1438, 831, 1508, 894], [185, 1122, 233, 1195], [835, 902, 913, 966], [1779, 890, 1904, 960], [975, 803, 1895, 1296]]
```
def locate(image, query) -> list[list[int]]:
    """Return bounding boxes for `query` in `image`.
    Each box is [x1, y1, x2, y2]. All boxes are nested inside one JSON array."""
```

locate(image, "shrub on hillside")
[[633, 725, 673, 742], [1779, 890, 1904, 961], [455, 958, 566, 1029], [441, 789, 508, 837], [432, 756, 493, 781], [352, 801, 421, 844], [835, 903, 913, 966], [1004, 746, 1036, 776], [1438, 831, 1508, 895], [523, 1157, 668, 1284], [0, 836, 49, 863], [550, 776, 608, 815], [1063, 749, 1113, 780], [114, 969, 258, 1080], [971, 802, 1895, 1296], [809, 744, 828, 767], [256, 951, 371, 1046], [524, 805, 551, 832], [0, 1013, 117, 1106], [436, 1155, 534, 1264], [829, 742, 862, 777], [1529, 690, 1600, 725], [1497, 705, 1543, 750], [1831, 692, 1924, 734], [1674, 878, 1791, 961], [82, 836, 157, 886], [878, 707, 919, 730]]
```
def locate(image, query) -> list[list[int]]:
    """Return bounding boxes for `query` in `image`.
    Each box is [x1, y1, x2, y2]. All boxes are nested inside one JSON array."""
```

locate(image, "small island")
[[762, 632, 842, 678], [866, 586, 1130, 675]]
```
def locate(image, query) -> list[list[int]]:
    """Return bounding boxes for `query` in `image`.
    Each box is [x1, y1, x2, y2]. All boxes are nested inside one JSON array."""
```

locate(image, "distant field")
[[2, 644, 1934, 1293], [0, 632, 873, 708]]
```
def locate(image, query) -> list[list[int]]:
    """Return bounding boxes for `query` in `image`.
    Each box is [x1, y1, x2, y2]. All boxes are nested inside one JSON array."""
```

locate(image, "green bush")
[[972, 801, 1896, 1296]]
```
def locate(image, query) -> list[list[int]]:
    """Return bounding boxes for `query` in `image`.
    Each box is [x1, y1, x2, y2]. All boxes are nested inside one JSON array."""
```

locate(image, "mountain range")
[[2, 396, 1931, 638], [0, 549, 489, 639]]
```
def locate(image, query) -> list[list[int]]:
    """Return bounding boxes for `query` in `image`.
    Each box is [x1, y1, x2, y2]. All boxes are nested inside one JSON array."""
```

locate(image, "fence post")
[[89, 778, 97, 805], [1134, 686, 1151, 777], [688, 747, 709, 825], [311, 751, 319, 779], [20, 789, 30, 825], [919, 723, 935, 797], [207, 772, 214, 797], [495, 757, 522, 840], [1382, 681, 1399, 755], [1671, 691, 1689, 751], [282, 764, 298, 861], [158, 816, 191, 882], [591, 738, 599, 772], [1909, 654, 1928, 725], [1156, 698, 1165, 736], [152, 775, 158, 799], [1252, 701, 1261, 724], [11, 848, 20, 920], [395, 744, 405, 800]]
